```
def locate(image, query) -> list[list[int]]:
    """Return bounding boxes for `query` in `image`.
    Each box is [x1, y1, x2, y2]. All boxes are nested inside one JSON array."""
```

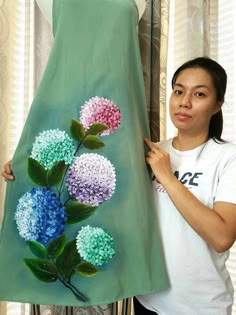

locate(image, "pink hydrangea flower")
[[80, 96, 121, 136]]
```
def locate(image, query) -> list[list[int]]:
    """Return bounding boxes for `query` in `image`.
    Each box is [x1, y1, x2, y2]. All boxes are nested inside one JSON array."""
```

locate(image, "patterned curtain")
[[139, 0, 169, 142], [0, 0, 13, 228], [0, 0, 169, 314]]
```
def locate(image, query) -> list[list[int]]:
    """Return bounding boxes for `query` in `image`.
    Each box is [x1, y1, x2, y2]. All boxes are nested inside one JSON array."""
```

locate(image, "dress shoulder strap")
[[52, 0, 62, 36]]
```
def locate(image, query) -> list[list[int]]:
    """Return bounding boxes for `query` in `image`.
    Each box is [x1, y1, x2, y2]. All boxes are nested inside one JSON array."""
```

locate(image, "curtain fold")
[[0, 0, 166, 314], [138, 0, 169, 142]]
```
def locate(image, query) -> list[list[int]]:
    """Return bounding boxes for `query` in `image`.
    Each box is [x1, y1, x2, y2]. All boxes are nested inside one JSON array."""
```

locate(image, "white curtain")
[[166, 1, 236, 314], [0, 1, 53, 314]]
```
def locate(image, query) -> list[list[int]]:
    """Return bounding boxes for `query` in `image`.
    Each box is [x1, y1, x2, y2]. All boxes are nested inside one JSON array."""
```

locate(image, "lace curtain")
[[0, 0, 169, 314]]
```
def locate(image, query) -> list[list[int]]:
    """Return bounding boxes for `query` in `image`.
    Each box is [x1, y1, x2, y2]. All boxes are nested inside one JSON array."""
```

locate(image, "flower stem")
[[58, 167, 69, 198], [64, 197, 72, 206], [58, 275, 88, 302], [58, 138, 85, 198], [75, 138, 85, 156]]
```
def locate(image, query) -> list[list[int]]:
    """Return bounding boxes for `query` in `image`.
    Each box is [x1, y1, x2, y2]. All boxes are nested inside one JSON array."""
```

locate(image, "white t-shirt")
[[137, 138, 236, 315]]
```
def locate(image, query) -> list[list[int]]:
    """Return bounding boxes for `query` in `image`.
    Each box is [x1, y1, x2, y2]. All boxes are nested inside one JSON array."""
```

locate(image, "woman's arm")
[[145, 137, 236, 253]]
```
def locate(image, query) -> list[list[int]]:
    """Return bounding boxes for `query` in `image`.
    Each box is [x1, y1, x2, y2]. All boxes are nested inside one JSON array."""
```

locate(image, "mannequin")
[[35, 0, 146, 23]]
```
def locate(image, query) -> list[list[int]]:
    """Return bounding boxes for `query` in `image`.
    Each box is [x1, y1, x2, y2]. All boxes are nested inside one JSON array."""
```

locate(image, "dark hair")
[[171, 57, 227, 142]]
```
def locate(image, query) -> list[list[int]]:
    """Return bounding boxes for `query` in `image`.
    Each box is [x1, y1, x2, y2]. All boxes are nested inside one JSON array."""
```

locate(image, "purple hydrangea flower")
[[15, 187, 66, 246], [80, 96, 121, 136], [66, 153, 116, 206], [76, 225, 115, 266], [30, 129, 76, 170]]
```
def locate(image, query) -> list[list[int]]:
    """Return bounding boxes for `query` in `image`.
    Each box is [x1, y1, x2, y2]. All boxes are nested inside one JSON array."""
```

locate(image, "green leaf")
[[65, 201, 97, 224], [56, 239, 81, 280], [87, 123, 109, 136], [28, 241, 47, 259], [75, 261, 99, 277], [83, 135, 105, 150], [47, 234, 66, 258], [28, 158, 47, 186], [47, 160, 66, 187], [70, 119, 85, 140], [24, 258, 58, 283]]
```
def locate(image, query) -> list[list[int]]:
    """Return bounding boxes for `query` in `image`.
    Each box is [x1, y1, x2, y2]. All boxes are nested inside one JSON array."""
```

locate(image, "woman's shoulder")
[[208, 139, 236, 151], [207, 139, 236, 162]]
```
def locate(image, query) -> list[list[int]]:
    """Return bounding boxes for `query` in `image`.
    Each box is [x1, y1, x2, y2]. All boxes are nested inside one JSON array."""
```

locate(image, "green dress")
[[0, 0, 168, 307]]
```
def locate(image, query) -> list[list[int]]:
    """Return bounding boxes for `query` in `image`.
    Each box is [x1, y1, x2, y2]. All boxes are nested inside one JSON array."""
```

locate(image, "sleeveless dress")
[[0, 0, 168, 307]]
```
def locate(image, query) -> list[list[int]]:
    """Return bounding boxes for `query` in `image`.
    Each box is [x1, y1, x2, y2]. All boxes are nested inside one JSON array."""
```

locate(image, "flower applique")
[[15, 96, 121, 302]]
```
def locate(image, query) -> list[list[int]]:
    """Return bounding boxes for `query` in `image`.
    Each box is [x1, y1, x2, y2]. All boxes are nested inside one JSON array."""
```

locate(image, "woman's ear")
[[214, 101, 223, 115]]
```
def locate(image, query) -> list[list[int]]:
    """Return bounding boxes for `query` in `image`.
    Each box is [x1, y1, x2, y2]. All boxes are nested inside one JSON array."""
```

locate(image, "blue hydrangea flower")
[[76, 226, 115, 266], [66, 153, 116, 206], [15, 187, 66, 246], [30, 129, 76, 170]]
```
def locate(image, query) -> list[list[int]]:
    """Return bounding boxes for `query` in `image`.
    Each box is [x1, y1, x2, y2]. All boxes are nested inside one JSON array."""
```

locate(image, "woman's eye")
[[174, 90, 182, 95], [195, 92, 205, 97]]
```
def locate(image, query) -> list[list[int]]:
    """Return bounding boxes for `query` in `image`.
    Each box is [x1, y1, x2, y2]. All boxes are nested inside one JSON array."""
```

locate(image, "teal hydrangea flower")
[[30, 129, 75, 170], [76, 226, 115, 266]]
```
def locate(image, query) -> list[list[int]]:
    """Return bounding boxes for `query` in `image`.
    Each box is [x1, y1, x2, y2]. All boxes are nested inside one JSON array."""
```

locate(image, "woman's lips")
[[175, 112, 192, 120]]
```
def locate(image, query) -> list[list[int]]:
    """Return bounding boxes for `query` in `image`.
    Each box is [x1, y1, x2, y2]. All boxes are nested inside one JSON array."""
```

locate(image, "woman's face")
[[169, 67, 222, 136]]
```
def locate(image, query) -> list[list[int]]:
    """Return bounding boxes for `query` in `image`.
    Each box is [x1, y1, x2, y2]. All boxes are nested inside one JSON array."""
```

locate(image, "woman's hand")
[[1, 160, 14, 181], [144, 137, 175, 186]]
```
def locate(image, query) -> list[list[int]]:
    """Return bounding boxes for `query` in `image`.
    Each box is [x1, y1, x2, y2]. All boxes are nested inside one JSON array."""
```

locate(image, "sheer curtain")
[[0, 1, 53, 314], [166, 1, 236, 314]]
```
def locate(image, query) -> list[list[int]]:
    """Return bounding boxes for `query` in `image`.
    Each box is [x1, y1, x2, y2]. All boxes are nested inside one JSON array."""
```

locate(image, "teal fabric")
[[0, 0, 169, 307]]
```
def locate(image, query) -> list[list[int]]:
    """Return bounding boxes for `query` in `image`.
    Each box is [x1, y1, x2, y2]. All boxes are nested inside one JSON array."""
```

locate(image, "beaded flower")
[[66, 153, 116, 206], [76, 226, 115, 266], [30, 129, 75, 170], [15, 187, 66, 246], [80, 96, 121, 136]]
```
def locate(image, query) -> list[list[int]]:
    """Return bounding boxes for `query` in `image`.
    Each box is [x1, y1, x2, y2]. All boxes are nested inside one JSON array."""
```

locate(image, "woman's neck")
[[35, 0, 146, 25], [172, 132, 210, 151]]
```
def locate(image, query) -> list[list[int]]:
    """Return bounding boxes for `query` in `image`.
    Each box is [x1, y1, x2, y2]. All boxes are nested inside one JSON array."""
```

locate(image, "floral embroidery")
[[15, 96, 121, 302]]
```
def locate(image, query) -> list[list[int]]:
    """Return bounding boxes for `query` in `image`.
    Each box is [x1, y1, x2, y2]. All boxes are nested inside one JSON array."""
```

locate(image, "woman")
[[3, 57, 236, 314], [134, 57, 236, 314]]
